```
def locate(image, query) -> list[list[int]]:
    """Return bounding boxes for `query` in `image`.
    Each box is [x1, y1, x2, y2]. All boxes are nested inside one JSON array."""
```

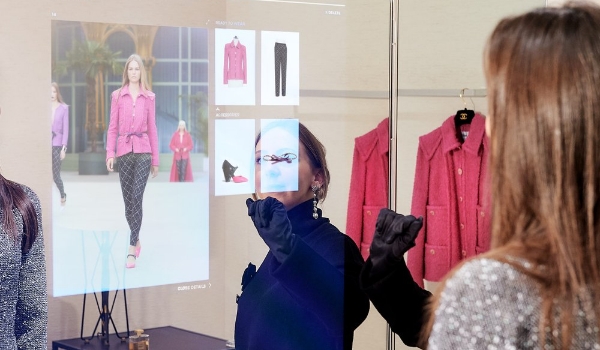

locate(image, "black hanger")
[[455, 88, 475, 128]]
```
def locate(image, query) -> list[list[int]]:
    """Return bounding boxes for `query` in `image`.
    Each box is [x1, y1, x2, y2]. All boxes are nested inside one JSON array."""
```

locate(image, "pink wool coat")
[[346, 118, 389, 260], [407, 113, 491, 288], [169, 130, 194, 182]]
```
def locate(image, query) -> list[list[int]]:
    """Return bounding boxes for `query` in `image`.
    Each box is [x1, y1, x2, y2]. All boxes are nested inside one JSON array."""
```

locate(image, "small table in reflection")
[[52, 326, 228, 350]]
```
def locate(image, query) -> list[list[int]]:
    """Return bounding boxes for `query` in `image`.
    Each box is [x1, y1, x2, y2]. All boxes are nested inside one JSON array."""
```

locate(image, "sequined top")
[[0, 185, 47, 350], [428, 258, 600, 349]]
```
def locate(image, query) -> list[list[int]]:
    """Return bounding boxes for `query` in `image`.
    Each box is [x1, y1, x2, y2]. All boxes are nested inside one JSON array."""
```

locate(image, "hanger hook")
[[459, 88, 476, 111], [460, 88, 468, 108]]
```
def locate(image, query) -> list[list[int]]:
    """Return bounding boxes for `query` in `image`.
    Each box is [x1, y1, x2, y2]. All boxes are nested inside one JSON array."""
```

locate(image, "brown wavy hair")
[[422, 2, 600, 348]]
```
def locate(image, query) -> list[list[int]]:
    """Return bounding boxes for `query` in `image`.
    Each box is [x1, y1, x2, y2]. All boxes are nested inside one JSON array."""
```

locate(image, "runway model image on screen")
[[106, 54, 159, 269], [169, 120, 194, 182], [51, 82, 69, 205]]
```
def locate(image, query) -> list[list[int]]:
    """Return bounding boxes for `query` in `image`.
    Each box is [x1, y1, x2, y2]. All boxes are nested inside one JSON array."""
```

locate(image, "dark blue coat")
[[235, 199, 369, 350]]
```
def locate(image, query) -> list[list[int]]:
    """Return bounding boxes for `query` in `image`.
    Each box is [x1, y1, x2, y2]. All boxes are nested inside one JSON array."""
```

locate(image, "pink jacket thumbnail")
[[224, 40, 247, 84]]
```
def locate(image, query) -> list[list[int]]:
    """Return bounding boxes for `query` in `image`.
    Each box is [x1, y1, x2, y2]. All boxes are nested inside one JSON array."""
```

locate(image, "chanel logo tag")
[[459, 112, 468, 120]]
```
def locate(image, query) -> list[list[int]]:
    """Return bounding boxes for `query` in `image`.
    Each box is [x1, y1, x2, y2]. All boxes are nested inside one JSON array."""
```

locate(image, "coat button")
[[481, 211, 485, 217], [429, 210, 434, 215], [458, 168, 463, 175], [462, 250, 467, 257], [460, 223, 465, 229], [430, 249, 435, 255], [366, 210, 371, 216]]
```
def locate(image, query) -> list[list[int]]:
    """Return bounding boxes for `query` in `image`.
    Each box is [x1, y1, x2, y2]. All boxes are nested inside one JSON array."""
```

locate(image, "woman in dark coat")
[[235, 122, 370, 350]]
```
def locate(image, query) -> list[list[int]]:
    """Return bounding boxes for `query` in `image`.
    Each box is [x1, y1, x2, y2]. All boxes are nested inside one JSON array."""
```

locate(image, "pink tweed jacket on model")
[[105, 85, 159, 167]]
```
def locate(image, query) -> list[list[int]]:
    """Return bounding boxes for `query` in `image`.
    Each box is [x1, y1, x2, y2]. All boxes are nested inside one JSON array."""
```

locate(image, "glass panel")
[[154, 26, 180, 59], [47, 1, 390, 349], [153, 61, 179, 82]]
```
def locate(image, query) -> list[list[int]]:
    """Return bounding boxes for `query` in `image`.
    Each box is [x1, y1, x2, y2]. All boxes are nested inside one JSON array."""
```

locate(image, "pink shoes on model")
[[126, 254, 136, 269], [126, 243, 142, 269]]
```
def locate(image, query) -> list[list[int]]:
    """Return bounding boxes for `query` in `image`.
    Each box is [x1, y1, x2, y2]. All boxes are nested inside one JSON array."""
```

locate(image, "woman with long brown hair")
[[363, 2, 600, 349]]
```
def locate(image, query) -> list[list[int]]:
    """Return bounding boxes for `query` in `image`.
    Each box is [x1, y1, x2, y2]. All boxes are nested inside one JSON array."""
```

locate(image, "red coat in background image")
[[169, 130, 194, 182], [346, 118, 389, 260]]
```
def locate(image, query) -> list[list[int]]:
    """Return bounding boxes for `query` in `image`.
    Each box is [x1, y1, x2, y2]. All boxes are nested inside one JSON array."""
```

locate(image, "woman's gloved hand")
[[246, 197, 295, 262], [369, 208, 423, 276]]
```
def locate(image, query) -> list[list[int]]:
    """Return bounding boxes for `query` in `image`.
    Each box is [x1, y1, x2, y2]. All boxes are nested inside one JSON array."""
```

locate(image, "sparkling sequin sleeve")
[[427, 258, 540, 350], [14, 186, 48, 349]]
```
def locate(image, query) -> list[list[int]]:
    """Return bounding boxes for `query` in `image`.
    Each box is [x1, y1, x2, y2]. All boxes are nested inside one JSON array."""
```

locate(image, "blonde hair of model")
[[121, 54, 150, 92], [51, 82, 65, 104], [421, 3, 600, 349], [178, 120, 187, 131]]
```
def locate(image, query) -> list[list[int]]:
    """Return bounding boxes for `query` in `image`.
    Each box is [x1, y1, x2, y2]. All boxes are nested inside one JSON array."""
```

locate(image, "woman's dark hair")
[[0, 175, 38, 254], [255, 121, 330, 201]]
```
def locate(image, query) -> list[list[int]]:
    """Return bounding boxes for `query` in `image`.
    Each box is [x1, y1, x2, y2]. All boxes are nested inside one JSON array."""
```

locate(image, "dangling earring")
[[311, 184, 319, 219]]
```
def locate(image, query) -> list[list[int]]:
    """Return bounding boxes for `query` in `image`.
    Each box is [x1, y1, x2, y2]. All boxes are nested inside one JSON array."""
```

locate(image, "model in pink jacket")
[[105, 54, 159, 269], [51, 82, 69, 203], [51, 104, 69, 147], [346, 118, 389, 260], [407, 113, 491, 288]]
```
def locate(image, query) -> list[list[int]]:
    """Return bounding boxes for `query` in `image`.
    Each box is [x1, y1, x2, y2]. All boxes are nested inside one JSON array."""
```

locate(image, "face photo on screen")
[[257, 119, 299, 194]]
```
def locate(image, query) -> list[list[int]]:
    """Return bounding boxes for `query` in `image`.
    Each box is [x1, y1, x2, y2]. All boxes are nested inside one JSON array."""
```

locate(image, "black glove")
[[246, 197, 295, 263], [369, 208, 423, 277]]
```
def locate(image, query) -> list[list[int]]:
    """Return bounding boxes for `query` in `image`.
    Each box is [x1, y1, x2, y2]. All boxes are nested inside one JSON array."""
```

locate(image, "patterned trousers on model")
[[176, 159, 188, 182], [52, 146, 65, 198], [275, 42, 287, 97], [117, 152, 151, 246]]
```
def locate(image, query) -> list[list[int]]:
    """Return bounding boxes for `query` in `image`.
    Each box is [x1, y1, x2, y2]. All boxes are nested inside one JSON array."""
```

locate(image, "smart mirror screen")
[[48, 0, 386, 332]]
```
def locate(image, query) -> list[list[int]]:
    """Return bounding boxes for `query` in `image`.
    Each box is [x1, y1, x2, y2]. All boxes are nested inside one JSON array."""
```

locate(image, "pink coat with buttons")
[[105, 85, 159, 166], [407, 113, 491, 288], [346, 118, 389, 260]]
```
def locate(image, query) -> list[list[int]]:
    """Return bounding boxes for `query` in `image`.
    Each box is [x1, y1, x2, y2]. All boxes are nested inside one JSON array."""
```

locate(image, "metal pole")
[[387, 0, 399, 349]]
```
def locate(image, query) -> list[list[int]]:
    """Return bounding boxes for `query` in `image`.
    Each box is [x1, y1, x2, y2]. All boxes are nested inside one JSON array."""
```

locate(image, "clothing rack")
[[298, 88, 487, 99], [397, 88, 487, 97]]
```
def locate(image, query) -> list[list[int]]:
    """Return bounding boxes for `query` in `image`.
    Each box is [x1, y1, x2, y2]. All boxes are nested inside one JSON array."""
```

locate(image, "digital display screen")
[[43, 0, 390, 342]]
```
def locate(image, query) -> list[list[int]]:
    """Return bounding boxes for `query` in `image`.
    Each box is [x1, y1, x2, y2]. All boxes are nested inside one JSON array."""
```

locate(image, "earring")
[[311, 184, 319, 219]]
